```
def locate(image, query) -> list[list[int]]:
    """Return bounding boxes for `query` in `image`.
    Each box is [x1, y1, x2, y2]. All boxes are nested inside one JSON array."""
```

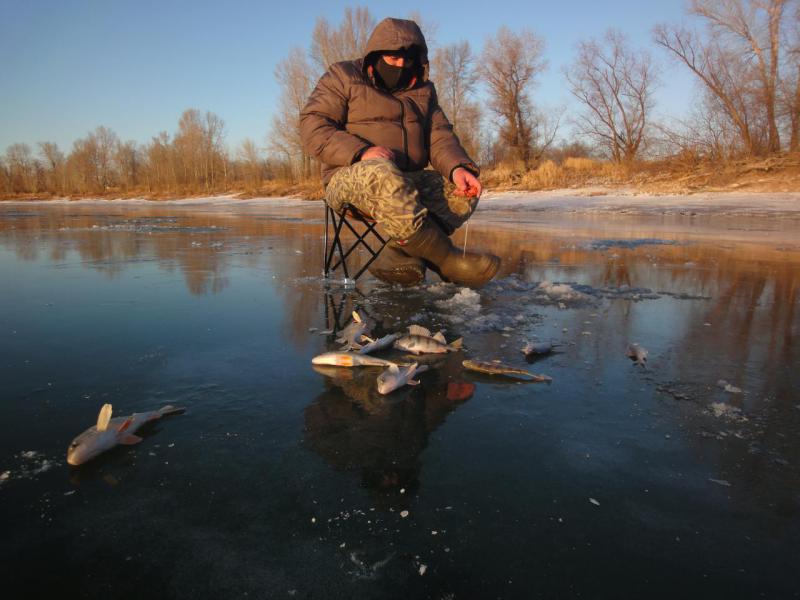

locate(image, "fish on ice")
[[67, 404, 185, 466], [393, 325, 463, 355], [336, 311, 369, 350], [311, 352, 401, 368], [376, 362, 429, 395], [358, 333, 400, 354], [462, 359, 552, 382], [521, 340, 560, 357], [626, 343, 648, 367]]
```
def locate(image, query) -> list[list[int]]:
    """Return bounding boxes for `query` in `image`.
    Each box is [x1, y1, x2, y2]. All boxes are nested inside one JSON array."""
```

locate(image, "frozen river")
[[0, 198, 798, 599]]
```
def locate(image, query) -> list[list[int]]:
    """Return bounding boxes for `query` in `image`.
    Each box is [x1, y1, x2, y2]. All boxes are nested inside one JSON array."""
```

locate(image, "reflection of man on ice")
[[300, 17, 500, 287]]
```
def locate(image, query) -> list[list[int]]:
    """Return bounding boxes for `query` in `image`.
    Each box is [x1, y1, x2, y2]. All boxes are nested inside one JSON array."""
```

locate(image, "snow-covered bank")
[[0, 194, 305, 207], [478, 189, 800, 216], [4, 188, 799, 216]]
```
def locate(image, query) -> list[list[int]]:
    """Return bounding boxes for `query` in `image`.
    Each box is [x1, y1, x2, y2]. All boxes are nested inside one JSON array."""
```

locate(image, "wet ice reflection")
[[0, 200, 798, 598]]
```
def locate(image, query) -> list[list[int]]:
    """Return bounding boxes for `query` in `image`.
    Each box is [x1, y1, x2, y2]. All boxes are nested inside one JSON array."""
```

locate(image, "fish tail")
[[447, 337, 464, 351]]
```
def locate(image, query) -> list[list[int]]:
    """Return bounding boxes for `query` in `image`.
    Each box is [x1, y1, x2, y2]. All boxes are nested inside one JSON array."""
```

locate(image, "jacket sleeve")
[[427, 85, 479, 181], [300, 67, 372, 167]]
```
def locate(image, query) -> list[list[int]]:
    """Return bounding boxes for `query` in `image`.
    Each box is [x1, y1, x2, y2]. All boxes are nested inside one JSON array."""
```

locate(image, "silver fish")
[[394, 325, 462, 355], [376, 362, 429, 395], [67, 404, 185, 466], [358, 333, 400, 355], [521, 340, 560, 357], [626, 343, 648, 367], [336, 311, 368, 350], [311, 352, 400, 368]]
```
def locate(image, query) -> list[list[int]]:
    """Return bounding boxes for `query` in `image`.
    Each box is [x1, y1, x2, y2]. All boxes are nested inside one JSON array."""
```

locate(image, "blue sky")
[[0, 0, 697, 155]]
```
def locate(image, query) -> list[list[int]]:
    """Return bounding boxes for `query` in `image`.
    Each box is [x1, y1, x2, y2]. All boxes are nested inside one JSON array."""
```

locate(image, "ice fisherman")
[[300, 17, 500, 287]]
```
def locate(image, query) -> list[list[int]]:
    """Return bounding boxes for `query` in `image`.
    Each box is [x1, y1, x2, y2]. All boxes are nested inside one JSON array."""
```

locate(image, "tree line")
[[2, 0, 798, 197], [0, 108, 278, 196]]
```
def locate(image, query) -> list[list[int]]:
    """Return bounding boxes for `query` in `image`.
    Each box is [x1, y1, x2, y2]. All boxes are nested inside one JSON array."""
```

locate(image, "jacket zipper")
[[394, 96, 408, 169]]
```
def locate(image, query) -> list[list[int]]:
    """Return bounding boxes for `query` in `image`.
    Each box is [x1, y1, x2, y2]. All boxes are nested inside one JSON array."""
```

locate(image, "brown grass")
[[0, 178, 326, 202], [3, 154, 799, 201], [481, 152, 800, 194]]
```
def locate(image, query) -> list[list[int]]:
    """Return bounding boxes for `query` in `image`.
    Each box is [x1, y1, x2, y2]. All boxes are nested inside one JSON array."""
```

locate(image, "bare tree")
[[431, 40, 482, 158], [4, 143, 37, 193], [781, 3, 800, 150], [203, 111, 226, 189], [269, 47, 315, 180], [479, 27, 550, 167], [114, 140, 140, 191], [38, 142, 65, 194], [69, 128, 119, 194], [310, 6, 375, 73], [655, 0, 792, 156], [407, 11, 438, 51], [657, 92, 743, 160], [237, 138, 264, 191], [143, 132, 174, 193], [0, 158, 9, 194], [96, 126, 119, 190], [566, 29, 658, 162], [655, 23, 759, 155], [691, 0, 786, 152]]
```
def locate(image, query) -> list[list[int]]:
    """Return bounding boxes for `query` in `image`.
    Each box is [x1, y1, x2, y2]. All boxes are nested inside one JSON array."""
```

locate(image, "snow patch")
[[709, 402, 748, 422], [533, 281, 595, 305]]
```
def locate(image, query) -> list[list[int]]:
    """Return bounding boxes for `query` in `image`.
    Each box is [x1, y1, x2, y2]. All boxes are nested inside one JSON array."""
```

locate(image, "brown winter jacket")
[[300, 17, 479, 185]]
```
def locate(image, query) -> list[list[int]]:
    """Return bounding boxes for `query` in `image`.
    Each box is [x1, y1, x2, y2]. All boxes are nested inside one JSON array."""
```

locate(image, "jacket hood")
[[363, 17, 429, 76]]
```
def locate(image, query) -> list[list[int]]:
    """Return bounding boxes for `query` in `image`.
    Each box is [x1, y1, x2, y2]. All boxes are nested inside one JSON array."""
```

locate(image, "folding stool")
[[323, 202, 388, 283]]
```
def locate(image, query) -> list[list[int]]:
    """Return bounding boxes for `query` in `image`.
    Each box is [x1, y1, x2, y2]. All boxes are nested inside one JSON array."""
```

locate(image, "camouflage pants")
[[325, 158, 478, 239]]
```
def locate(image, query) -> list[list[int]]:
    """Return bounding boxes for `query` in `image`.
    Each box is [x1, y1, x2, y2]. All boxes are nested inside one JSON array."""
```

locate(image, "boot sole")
[[369, 266, 426, 286]]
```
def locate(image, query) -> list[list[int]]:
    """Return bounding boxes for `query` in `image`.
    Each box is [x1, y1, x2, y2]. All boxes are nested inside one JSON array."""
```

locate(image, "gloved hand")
[[452, 167, 482, 198]]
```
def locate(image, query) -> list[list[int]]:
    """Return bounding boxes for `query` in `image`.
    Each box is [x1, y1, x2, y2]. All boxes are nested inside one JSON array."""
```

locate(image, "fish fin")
[[432, 331, 447, 344], [159, 405, 186, 416], [119, 434, 143, 445], [414, 364, 430, 375], [96, 404, 113, 432], [407, 379, 421, 386], [407, 324, 431, 337], [388, 363, 400, 373], [352, 311, 362, 323], [361, 335, 375, 343], [448, 337, 464, 350], [116, 417, 134, 433]]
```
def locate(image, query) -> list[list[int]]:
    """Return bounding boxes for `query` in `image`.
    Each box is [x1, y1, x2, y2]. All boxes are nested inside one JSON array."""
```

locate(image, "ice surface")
[[586, 239, 678, 251]]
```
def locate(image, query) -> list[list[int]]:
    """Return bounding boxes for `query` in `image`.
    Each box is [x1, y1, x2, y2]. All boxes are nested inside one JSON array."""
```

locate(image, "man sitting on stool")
[[300, 17, 499, 288]]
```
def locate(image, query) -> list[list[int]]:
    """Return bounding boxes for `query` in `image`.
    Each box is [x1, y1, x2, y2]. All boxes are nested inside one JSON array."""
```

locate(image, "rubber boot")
[[368, 240, 426, 285], [398, 221, 500, 288]]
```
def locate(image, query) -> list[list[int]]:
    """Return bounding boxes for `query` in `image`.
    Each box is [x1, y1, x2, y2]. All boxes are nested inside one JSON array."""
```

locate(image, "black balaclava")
[[373, 50, 416, 92]]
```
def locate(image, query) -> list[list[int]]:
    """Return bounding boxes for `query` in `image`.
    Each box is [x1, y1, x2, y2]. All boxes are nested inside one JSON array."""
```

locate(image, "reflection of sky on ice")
[[0, 201, 798, 599]]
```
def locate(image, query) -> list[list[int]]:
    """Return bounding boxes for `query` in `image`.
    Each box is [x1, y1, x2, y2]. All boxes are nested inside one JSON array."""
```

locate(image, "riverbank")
[[3, 153, 798, 203], [4, 188, 799, 217]]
